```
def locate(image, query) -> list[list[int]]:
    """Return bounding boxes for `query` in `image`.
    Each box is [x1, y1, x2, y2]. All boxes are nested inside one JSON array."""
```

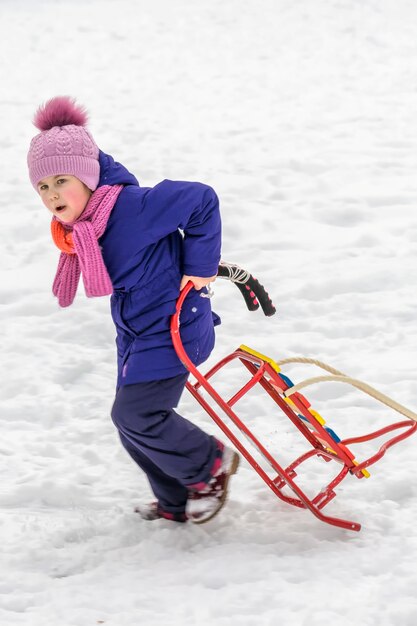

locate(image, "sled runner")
[[170, 262, 417, 532]]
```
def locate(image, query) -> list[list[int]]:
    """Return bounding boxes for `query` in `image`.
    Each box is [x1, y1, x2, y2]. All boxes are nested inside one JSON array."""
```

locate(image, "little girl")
[[27, 96, 239, 524]]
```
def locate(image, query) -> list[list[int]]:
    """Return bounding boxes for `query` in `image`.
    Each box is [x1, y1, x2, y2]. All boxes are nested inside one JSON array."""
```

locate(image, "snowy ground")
[[2, 0, 417, 624]]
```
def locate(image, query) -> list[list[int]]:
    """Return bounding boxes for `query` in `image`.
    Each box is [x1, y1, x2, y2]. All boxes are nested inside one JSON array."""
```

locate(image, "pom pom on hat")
[[33, 96, 89, 131], [28, 95, 100, 191]]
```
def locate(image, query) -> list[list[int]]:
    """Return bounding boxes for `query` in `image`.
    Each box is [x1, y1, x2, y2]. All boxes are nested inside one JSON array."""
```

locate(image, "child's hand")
[[180, 275, 217, 291]]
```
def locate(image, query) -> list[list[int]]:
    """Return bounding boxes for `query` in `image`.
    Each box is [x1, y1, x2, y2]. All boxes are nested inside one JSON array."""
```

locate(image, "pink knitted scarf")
[[51, 184, 123, 307]]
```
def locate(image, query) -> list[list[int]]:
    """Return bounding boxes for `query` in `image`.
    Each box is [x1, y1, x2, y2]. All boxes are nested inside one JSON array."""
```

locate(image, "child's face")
[[37, 174, 92, 223]]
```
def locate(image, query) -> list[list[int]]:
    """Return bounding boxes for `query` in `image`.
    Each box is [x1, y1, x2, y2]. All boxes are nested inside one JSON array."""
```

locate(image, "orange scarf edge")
[[51, 220, 76, 255]]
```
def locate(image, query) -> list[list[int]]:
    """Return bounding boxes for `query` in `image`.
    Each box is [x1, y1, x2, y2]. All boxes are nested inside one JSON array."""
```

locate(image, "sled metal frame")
[[171, 284, 417, 532]]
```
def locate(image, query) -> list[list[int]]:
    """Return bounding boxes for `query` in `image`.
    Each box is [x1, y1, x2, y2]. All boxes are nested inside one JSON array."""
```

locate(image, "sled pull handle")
[[216, 261, 276, 316]]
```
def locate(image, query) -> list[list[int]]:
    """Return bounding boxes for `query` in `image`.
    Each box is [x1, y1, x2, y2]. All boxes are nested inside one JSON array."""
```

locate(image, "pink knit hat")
[[27, 96, 100, 191]]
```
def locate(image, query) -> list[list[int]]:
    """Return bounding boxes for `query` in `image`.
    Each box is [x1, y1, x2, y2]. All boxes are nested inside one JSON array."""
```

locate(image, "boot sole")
[[189, 451, 240, 525]]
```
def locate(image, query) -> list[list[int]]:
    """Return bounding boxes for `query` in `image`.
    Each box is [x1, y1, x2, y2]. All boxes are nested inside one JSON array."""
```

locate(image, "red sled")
[[171, 263, 417, 532]]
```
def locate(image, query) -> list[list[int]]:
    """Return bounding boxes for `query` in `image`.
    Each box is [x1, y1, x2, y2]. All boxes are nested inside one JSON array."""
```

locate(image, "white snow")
[[1, 0, 417, 624]]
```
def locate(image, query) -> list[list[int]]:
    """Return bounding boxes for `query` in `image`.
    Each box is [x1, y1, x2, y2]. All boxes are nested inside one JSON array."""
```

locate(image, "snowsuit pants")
[[111, 373, 218, 513]]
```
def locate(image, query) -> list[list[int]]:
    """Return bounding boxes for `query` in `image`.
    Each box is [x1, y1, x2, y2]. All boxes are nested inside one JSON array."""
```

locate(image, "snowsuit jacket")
[[97, 151, 221, 387]]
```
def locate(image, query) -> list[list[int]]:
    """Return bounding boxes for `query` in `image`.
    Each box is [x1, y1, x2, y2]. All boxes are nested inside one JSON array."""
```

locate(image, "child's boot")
[[186, 445, 240, 524], [134, 502, 188, 523]]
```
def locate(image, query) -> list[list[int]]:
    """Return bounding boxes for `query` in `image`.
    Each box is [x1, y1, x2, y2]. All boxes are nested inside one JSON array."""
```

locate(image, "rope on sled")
[[276, 356, 346, 377], [276, 357, 417, 424]]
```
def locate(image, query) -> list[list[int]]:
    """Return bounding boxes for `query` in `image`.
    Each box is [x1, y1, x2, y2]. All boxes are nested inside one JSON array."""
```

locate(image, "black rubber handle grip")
[[217, 262, 276, 317]]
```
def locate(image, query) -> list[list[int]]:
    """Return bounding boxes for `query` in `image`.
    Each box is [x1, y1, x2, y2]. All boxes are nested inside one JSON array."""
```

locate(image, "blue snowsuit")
[[97, 151, 222, 512]]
